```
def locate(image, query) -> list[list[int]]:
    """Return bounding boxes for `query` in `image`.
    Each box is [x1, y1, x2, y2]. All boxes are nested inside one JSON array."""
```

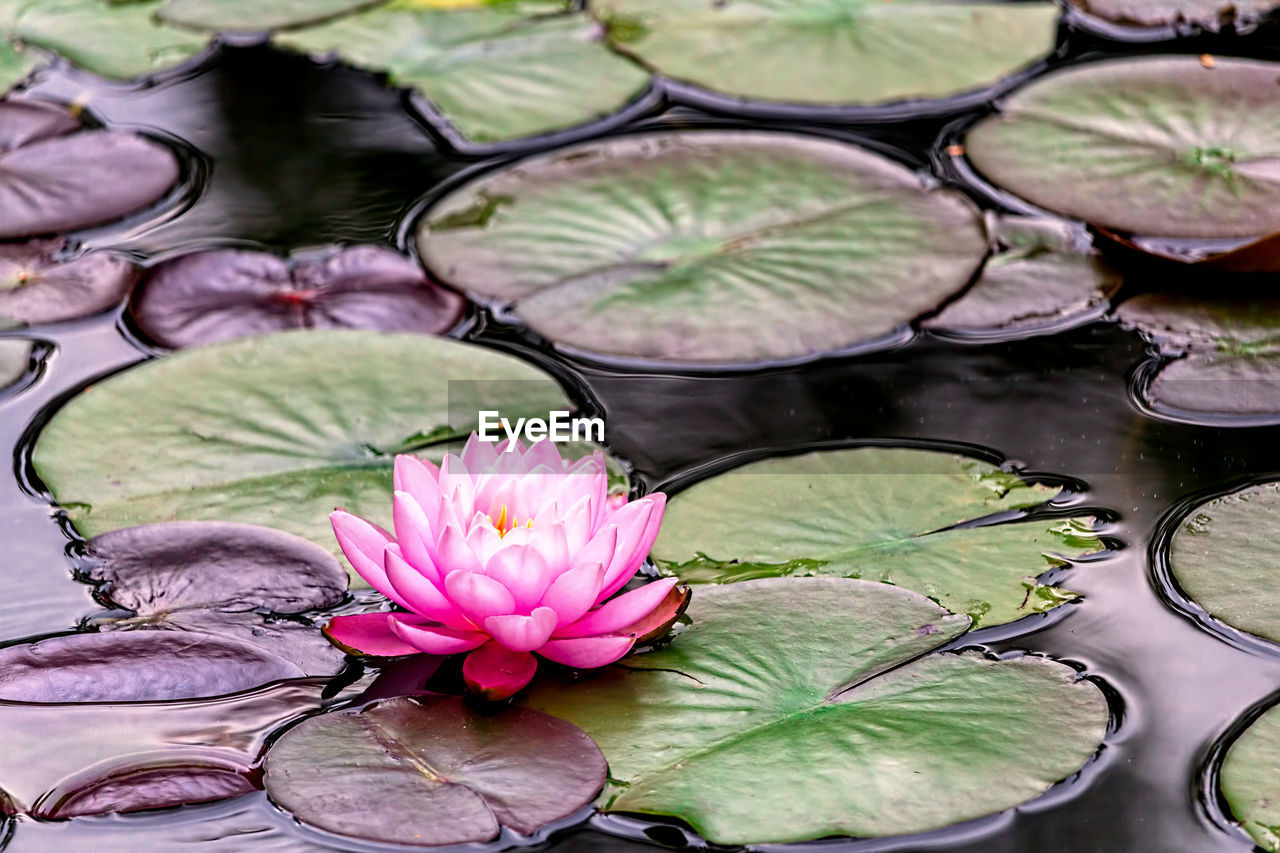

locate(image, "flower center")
[[489, 504, 532, 537]]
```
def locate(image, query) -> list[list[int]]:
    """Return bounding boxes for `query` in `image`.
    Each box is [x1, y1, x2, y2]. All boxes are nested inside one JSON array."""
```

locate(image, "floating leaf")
[[0, 240, 138, 325], [0, 99, 78, 152], [1067, 0, 1277, 30], [84, 521, 349, 674], [924, 216, 1121, 338], [275, 0, 652, 144], [6, 0, 208, 80], [32, 330, 606, 583], [0, 39, 42, 93], [0, 108, 179, 238], [129, 246, 465, 349], [590, 0, 1058, 108], [1222, 703, 1280, 851], [417, 131, 988, 364], [0, 678, 328, 817], [160, 0, 381, 31], [966, 57, 1280, 246], [1117, 294, 1280, 419], [651, 447, 1101, 627], [0, 337, 33, 390], [523, 578, 1107, 844], [263, 694, 606, 846], [1167, 482, 1280, 643], [0, 632, 304, 703]]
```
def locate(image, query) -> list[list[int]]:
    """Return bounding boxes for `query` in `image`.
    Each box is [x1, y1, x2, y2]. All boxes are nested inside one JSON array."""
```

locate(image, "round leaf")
[[523, 578, 1107, 844], [417, 131, 988, 364], [0, 39, 42, 93], [1118, 294, 1280, 418], [160, 0, 381, 31], [0, 678, 329, 817], [0, 128, 179, 239], [263, 694, 606, 846], [1068, 0, 1277, 30], [591, 0, 1059, 108], [966, 56, 1280, 240], [84, 521, 349, 674], [0, 240, 138, 325], [1222, 703, 1280, 851], [652, 447, 1102, 627], [0, 631, 304, 703], [0, 337, 33, 390], [275, 1, 652, 145], [129, 246, 465, 349], [1168, 482, 1280, 644], [31, 330, 599, 583], [0, 99, 78, 152]]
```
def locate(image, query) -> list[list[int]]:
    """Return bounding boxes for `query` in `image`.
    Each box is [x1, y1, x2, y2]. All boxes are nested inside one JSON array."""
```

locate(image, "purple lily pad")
[[0, 678, 329, 817], [129, 245, 465, 349], [263, 694, 607, 846], [0, 105, 179, 238], [85, 521, 349, 675], [0, 631, 304, 703], [0, 239, 138, 325]]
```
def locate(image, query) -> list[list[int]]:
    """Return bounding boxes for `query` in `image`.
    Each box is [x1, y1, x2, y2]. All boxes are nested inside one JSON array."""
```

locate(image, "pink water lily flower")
[[324, 434, 681, 699]]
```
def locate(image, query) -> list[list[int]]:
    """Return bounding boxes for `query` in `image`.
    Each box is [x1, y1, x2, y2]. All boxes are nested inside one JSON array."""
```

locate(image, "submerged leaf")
[[591, 0, 1059, 108], [652, 447, 1101, 627], [418, 131, 988, 364], [523, 578, 1107, 844], [129, 246, 465, 349], [264, 694, 606, 846]]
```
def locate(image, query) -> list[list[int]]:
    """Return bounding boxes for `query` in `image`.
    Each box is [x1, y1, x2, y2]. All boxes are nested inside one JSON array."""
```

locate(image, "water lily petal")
[[484, 606, 557, 652], [462, 641, 538, 700], [555, 578, 680, 639], [393, 455, 441, 527], [535, 522, 571, 577], [323, 612, 419, 657], [444, 570, 516, 622], [392, 490, 439, 583], [538, 635, 635, 669], [460, 432, 500, 471], [390, 617, 489, 655], [384, 545, 473, 630], [601, 498, 660, 599], [540, 562, 605, 628], [484, 544, 552, 610], [576, 525, 618, 585], [330, 511, 403, 604], [436, 523, 484, 576]]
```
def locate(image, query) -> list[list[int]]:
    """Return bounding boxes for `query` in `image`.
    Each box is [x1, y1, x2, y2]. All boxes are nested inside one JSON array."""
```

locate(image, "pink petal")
[[601, 497, 663, 599], [555, 578, 680, 639], [390, 616, 489, 655], [484, 545, 552, 611], [465, 519, 505, 566], [392, 491, 439, 583], [444, 570, 516, 622], [525, 438, 564, 471], [534, 523, 571, 577], [574, 524, 618, 576], [323, 613, 419, 657], [384, 546, 473, 630], [540, 562, 605, 628], [462, 642, 538, 700], [393, 456, 441, 527], [330, 511, 404, 605], [436, 524, 484, 576], [483, 607, 557, 652], [460, 432, 500, 471], [538, 635, 635, 669]]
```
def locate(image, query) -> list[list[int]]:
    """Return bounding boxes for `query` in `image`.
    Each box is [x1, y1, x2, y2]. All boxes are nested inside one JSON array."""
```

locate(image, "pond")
[[3, 2, 1280, 851]]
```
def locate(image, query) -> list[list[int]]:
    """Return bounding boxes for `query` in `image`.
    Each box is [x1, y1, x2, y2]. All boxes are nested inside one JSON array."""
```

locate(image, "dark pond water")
[[6, 16, 1280, 853]]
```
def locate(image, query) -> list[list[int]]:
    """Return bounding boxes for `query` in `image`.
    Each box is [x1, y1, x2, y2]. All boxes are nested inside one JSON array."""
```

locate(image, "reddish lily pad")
[[263, 694, 606, 846], [1067, 0, 1278, 30], [0, 105, 179, 238], [84, 521, 349, 675], [0, 240, 138, 325], [0, 678, 329, 818], [0, 99, 79, 152], [129, 246, 465, 349], [0, 632, 305, 703]]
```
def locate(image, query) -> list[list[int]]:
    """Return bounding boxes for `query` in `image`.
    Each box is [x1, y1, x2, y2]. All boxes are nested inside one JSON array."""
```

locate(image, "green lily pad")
[[1222, 703, 1280, 851], [417, 131, 988, 365], [1117, 294, 1280, 419], [1168, 482, 1280, 644], [966, 56, 1280, 240], [7, 0, 208, 80], [275, 0, 652, 145], [264, 694, 607, 846], [523, 578, 1107, 844], [0, 337, 33, 390], [651, 447, 1102, 627], [1067, 0, 1277, 30], [924, 216, 1121, 338], [160, 0, 380, 31], [31, 330, 601, 585], [0, 38, 40, 92], [590, 0, 1059, 108]]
